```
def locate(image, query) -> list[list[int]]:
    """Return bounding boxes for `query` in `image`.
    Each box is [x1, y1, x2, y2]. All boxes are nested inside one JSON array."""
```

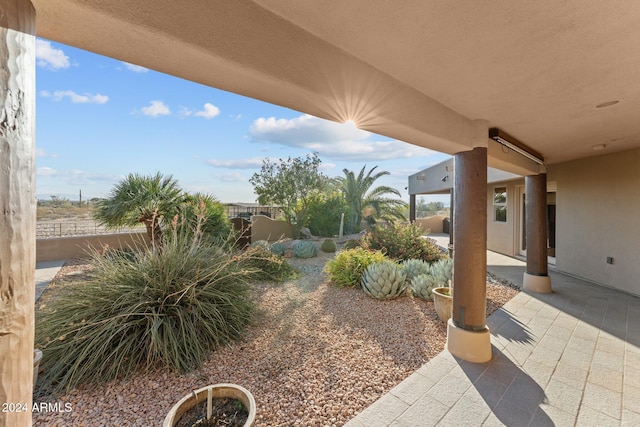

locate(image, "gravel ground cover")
[[34, 245, 519, 427]]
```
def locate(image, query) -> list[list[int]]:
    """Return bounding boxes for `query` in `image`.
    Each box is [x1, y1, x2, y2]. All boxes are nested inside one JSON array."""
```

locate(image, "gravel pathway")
[[33, 250, 519, 427]]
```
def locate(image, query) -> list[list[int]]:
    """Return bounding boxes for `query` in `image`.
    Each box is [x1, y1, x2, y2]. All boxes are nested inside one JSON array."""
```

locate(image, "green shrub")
[[178, 193, 230, 240], [343, 239, 360, 250], [35, 226, 255, 394], [324, 247, 387, 287], [304, 191, 348, 237], [320, 238, 337, 253], [360, 222, 444, 263], [293, 240, 318, 258]]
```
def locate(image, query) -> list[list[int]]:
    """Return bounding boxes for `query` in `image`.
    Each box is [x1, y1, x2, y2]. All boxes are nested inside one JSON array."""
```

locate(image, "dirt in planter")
[[175, 397, 248, 427]]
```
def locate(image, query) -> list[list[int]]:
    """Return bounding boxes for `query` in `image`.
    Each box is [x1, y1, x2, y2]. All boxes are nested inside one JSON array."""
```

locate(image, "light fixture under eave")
[[488, 128, 545, 165]]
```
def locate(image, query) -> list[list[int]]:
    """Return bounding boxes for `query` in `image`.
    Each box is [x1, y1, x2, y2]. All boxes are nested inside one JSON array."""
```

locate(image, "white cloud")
[[181, 103, 221, 119], [195, 103, 220, 119], [37, 167, 57, 176], [140, 100, 171, 117], [40, 90, 109, 104], [37, 167, 121, 185], [213, 172, 248, 182], [122, 62, 149, 73], [250, 114, 432, 161], [36, 149, 58, 158], [319, 162, 336, 171], [36, 40, 70, 70], [207, 157, 266, 169]]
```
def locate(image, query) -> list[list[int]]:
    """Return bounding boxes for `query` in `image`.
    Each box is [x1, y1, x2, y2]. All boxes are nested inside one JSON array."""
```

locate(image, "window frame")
[[493, 186, 508, 223]]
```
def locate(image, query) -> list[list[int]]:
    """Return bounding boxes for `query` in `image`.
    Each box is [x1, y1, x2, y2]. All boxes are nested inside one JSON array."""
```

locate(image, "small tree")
[[249, 153, 327, 234]]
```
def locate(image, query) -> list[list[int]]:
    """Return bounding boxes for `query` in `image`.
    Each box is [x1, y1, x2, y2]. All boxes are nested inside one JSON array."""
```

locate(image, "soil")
[[175, 397, 248, 427]]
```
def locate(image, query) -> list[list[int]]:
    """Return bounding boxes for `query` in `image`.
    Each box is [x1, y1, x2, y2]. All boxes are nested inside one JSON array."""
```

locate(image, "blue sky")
[[35, 39, 451, 204]]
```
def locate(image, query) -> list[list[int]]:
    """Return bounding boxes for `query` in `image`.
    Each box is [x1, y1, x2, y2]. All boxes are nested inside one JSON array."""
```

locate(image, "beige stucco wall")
[[250, 215, 293, 242], [36, 232, 149, 262], [486, 180, 522, 257], [414, 215, 446, 234], [550, 148, 640, 296]]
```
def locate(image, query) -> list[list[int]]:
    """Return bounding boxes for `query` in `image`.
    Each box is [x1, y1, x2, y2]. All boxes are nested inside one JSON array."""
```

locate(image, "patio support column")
[[523, 173, 552, 293], [0, 1, 36, 426], [447, 146, 491, 363], [409, 194, 416, 222]]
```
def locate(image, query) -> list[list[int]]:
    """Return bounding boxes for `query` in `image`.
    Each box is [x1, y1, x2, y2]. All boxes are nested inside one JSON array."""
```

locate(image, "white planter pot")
[[164, 383, 256, 427]]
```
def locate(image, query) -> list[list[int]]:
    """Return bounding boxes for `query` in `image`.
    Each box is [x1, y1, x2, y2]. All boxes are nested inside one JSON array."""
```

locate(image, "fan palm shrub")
[[94, 172, 183, 247]]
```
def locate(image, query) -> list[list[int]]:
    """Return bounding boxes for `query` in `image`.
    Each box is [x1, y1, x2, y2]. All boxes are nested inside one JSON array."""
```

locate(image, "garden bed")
[[34, 249, 518, 426]]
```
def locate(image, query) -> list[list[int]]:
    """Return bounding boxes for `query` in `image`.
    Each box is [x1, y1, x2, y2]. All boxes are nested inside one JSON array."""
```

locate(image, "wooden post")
[[447, 146, 491, 363], [523, 173, 552, 293], [0, 1, 36, 425], [409, 194, 416, 222], [452, 147, 487, 331]]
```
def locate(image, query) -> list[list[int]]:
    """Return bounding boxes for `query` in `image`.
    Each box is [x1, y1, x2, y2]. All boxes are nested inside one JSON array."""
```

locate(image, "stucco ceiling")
[[32, 0, 640, 168]]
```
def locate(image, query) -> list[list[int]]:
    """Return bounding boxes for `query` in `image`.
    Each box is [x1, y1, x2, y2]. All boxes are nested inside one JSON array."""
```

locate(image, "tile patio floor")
[[345, 250, 640, 426]]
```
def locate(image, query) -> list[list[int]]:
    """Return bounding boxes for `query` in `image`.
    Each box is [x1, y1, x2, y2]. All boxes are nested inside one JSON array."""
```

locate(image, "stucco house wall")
[[549, 148, 640, 296]]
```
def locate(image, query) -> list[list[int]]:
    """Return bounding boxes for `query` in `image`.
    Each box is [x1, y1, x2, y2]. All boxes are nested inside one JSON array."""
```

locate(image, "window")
[[494, 187, 507, 222]]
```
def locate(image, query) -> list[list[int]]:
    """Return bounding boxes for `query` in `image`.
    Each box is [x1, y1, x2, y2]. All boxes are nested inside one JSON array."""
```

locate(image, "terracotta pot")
[[163, 383, 256, 427], [432, 287, 452, 323]]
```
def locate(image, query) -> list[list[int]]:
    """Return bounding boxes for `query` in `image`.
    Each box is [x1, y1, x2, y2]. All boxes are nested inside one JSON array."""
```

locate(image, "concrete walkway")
[[35, 260, 65, 301], [346, 248, 640, 426]]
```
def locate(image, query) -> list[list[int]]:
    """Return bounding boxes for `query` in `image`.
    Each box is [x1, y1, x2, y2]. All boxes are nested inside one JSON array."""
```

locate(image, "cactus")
[[361, 261, 407, 300], [401, 259, 431, 282], [431, 258, 453, 287], [320, 239, 337, 253], [292, 240, 318, 258], [411, 273, 438, 300], [269, 241, 286, 256]]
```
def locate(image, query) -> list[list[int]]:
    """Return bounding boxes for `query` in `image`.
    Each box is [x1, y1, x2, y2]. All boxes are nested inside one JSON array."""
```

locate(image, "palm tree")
[[94, 172, 183, 246], [336, 165, 407, 233]]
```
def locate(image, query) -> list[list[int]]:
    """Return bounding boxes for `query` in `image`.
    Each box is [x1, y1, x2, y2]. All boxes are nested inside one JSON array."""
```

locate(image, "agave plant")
[[401, 259, 431, 282], [269, 241, 286, 256], [361, 261, 407, 300], [411, 273, 438, 300], [431, 257, 453, 287], [293, 240, 318, 258]]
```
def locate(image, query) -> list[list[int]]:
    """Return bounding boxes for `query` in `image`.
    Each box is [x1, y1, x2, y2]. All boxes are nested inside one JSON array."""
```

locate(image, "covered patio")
[[347, 251, 640, 426]]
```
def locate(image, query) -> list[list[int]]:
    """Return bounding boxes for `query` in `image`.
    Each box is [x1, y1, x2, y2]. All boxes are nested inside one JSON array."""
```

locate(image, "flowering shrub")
[[360, 222, 445, 263]]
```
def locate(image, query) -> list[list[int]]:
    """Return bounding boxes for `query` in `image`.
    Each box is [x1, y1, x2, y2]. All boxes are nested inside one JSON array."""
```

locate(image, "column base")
[[446, 319, 492, 363], [523, 272, 552, 293]]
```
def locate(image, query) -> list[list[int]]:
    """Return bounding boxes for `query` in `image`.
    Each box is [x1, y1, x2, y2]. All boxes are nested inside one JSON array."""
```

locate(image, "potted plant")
[[432, 286, 452, 323], [431, 258, 454, 322], [163, 383, 256, 427]]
